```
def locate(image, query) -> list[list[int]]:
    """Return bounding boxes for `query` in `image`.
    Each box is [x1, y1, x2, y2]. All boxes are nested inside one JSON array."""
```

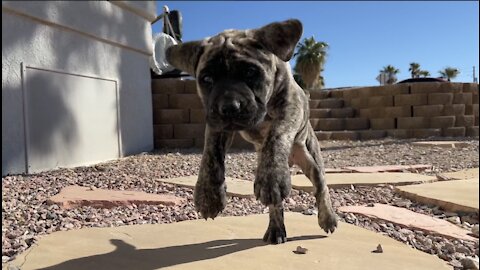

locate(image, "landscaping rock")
[[472, 225, 479, 237], [460, 256, 479, 270], [294, 246, 309, 254]]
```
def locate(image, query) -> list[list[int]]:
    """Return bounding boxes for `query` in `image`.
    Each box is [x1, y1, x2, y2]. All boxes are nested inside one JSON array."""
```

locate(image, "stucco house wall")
[[2, 1, 156, 175]]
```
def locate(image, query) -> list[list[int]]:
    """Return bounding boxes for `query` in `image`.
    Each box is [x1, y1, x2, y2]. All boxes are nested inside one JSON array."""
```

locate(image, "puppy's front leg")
[[254, 123, 296, 244], [254, 126, 296, 206], [194, 126, 233, 220]]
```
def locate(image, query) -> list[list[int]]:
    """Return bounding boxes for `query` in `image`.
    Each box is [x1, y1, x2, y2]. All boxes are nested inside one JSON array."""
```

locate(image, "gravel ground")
[[2, 138, 479, 269]]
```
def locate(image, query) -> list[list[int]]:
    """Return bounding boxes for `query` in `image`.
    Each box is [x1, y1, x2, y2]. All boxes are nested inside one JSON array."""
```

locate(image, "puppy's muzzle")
[[218, 99, 242, 118]]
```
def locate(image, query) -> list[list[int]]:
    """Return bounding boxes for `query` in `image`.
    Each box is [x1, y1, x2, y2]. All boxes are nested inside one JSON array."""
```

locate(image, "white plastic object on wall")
[[150, 32, 178, 75]]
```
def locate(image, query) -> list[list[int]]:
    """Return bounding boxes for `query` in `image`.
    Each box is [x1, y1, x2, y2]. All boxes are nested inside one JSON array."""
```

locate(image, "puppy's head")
[[166, 19, 303, 131]]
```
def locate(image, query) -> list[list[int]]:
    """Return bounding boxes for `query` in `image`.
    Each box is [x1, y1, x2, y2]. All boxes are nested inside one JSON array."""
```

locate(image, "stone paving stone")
[[159, 176, 254, 198], [395, 178, 479, 213], [7, 213, 450, 270], [325, 168, 353, 173], [160, 171, 437, 197], [47, 185, 185, 209], [411, 141, 470, 148], [338, 204, 476, 242], [343, 165, 432, 173], [437, 168, 479, 181], [292, 173, 437, 192]]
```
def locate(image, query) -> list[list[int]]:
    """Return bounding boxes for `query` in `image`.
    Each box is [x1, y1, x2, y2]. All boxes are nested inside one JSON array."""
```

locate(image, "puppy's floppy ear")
[[252, 19, 303, 62], [166, 41, 204, 76]]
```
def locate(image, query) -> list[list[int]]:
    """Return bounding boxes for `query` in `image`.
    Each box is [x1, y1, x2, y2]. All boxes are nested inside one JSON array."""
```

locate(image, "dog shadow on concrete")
[[38, 235, 325, 270]]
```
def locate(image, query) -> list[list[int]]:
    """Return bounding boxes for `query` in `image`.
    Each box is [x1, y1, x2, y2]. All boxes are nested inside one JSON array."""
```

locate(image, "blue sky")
[[153, 1, 479, 88]]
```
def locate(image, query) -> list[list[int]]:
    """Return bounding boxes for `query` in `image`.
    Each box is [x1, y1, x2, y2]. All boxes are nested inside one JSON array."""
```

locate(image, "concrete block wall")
[[310, 82, 479, 140], [152, 79, 479, 149], [152, 79, 252, 149]]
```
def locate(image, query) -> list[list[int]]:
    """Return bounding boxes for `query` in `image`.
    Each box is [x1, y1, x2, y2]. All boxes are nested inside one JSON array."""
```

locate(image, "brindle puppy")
[[166, 19, 337, 244]]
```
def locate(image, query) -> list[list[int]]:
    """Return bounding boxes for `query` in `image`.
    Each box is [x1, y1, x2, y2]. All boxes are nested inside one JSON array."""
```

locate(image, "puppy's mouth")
[[207, 111, 266, 131], [223, 122, 247, 131], [223, 118, 257, 130]]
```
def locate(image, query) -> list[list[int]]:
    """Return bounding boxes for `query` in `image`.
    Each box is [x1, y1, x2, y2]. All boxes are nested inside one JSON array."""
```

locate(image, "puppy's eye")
[[201, 75, 213, 84], [245, 67, 257, 78]]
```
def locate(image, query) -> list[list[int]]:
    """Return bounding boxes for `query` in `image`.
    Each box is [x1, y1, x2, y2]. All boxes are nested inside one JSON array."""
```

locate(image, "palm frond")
[[294, 36, 328, 89]]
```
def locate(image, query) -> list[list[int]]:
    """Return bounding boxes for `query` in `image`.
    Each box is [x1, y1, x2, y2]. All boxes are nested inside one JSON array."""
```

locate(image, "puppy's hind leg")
[[291, 127, 337, 234]]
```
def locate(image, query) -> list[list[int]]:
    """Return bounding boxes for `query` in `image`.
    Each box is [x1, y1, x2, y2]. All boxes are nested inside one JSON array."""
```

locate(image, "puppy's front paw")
[[254, 169, 291, 206], [194, 181, 227, 220]]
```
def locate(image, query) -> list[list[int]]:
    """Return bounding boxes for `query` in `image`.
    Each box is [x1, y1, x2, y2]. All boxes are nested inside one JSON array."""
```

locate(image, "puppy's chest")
[[238, 119, 272, 145]]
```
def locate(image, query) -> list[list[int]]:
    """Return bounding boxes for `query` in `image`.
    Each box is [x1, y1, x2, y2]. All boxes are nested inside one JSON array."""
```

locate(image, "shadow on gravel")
[[38, 235, 325, 270]]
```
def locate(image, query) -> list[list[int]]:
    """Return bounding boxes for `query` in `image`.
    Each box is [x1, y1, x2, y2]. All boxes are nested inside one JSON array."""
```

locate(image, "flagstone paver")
[[159, 176, 254, 198], [437, 168, 479, 181], [396, 178, 479, 213], [292, 173, 437, 192], [338, 204, 477, 241], [325, 168, 353, 173], [411, 141, 470, 148], [47, 185, 185, 209], [344, 165, 432, 173], [6, 213, 449, 270]]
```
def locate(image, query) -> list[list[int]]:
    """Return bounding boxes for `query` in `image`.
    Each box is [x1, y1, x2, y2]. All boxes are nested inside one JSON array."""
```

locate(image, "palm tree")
[[438, 67, 460, 82], [409, 62, 421, 78], [379, 65, 400, 84], [294, 73, 324, 90], [294, 36, 328, 89], [317, 74, 325, 88], [418, 70, 430, 78]]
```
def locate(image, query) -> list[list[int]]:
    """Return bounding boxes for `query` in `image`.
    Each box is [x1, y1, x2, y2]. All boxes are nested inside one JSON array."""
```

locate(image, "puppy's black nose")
[[219, 100, 241, 117]]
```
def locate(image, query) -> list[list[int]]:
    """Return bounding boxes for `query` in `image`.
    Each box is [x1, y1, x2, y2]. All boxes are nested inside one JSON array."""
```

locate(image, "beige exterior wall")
[[2, 1, 157, 175]]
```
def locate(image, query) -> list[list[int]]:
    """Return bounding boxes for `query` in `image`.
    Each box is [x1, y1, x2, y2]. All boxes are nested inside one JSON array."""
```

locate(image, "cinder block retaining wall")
[[309, 83, 478, 140], [152, 79, 479, 148], [151, 79, 251, 149]]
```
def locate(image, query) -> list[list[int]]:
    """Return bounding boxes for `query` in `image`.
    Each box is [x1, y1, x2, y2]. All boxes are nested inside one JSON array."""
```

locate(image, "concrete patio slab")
[[411, 141, 470, 148], [344, 165, 432, 173], [47, 185, 185, 209], [338, 204, 476, 242], [437, 168, 479, 181], [5, 213, 449, 270], [159, 176, 254, 198], [396, 178, 479, 213], [292, 173, 437, 192]]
